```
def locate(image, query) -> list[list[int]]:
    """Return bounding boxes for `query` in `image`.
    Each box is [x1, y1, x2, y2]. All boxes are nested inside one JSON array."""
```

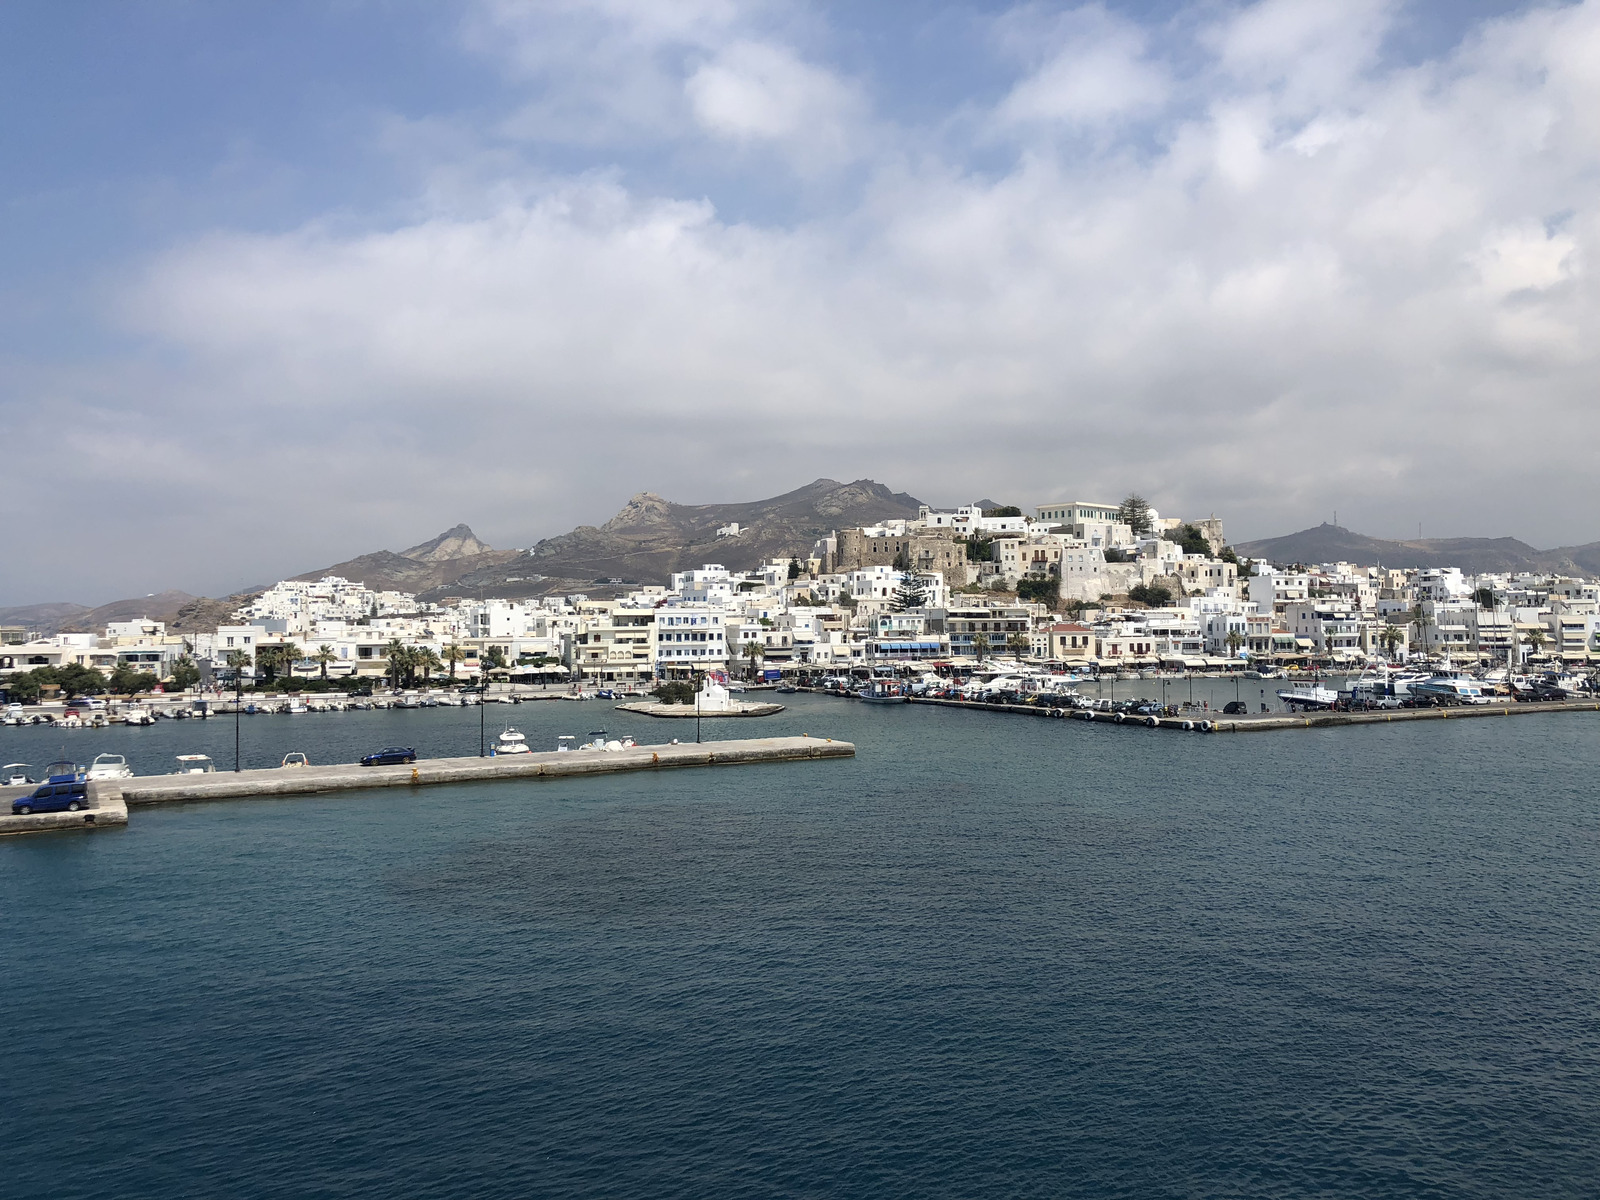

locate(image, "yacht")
[[496, 727, 532, 755], [86, 753, 134, 781], [1409, 675, 1491, 706], [1277, 685, 1340, 711]]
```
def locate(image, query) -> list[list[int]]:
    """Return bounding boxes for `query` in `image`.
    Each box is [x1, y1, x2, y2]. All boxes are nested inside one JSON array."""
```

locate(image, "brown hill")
[[1235, 523, 1600, 574], [295, 525, 518, 595], [434, 478, 925, 600]]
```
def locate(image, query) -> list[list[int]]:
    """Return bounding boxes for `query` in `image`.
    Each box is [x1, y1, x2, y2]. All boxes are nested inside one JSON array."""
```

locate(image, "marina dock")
[[0, 736, 854, 836], [909, 694, 1600, 732]]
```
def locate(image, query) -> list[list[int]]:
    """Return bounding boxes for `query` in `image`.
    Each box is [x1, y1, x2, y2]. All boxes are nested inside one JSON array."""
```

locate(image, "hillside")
[[432, 478, 925, 600], [0, 601, 92, 638], [1235, 523, 1600, 575], [294, 524, 519, 596]]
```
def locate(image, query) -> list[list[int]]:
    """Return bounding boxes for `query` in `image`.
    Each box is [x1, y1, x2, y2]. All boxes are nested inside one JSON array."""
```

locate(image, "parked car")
[[1222, 700, 1248, 715], [361, 747, 416, 766], [13, 779, 89, 815], [69, 696, 108, 710]]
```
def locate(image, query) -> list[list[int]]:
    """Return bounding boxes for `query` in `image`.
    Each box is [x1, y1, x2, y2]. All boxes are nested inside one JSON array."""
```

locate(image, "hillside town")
[[4, 496, 1598, 703]]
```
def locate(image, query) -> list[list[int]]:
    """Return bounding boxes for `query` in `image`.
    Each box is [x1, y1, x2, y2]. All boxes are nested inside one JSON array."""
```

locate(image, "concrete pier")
[[120, 736, 854, 807], [0, 781, 129, 837], [904, 694, 1600, 732]]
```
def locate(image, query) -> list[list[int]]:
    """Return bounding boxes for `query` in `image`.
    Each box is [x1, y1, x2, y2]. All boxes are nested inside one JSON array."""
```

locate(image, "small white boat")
[[496, 727, 532, 754], [86, 753, 134, 781], [2, 763, 34, 785], [123, 705, 156, 726], [173, 754, 216, 774], [286, 701, 309, 715], [556, 735, 575, 752], [281, 752, 310, 768]]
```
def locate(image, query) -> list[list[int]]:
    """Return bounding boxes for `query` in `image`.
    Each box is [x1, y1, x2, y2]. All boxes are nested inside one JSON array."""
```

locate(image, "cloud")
[[6, 0, 1600, 602], [993, 5, 1170, 128]]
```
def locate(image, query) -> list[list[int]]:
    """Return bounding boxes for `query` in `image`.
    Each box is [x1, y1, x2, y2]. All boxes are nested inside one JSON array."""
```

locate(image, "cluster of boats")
[[494, 728, 636, 754], [1277, 668, 1599, 712]]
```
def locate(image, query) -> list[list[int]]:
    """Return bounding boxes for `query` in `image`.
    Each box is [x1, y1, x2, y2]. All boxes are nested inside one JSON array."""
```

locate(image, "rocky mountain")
[[0, 601, 92, 638], [433, 478, 925, 600], [1235, 523, 1600, 575], [295, 525, 519, 596]]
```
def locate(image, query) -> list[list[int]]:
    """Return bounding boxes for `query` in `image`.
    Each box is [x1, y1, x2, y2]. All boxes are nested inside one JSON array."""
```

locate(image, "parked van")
[[13, 780, 89, 815]]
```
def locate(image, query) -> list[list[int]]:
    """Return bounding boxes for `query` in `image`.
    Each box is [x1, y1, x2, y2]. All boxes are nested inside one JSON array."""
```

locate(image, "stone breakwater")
[[0, 737, 854, 837]]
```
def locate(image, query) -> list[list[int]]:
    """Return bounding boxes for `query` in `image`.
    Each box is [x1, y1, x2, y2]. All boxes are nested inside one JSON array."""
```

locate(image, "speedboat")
[[2, 763, 34, 785], [1277, 685, 1339, 711], [579, 730, 612, 751], [497, 727, 532, 755], [281, 752, 310, 768], [556, 735, 575, 752], [123, 705, 156, 726], [173, 754, 216, 774], [86, 753, 134, 781]]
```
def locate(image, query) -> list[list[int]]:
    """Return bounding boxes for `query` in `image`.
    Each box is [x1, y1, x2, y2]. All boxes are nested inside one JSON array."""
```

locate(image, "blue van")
[[13, 780, 89, 815]]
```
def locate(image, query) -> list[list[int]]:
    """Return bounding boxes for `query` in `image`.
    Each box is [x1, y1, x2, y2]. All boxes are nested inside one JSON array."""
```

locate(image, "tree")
[[416, 646, 442, 682], [1117, 493, 1153, 536], [788, 557, 802, 581], [1525, 626, 1547, 659], [965, 536, 995, 562], [170, 655, 201, 690], [892, 547, 911, 571], [1016, 575, 1058, 605], [483, 644, 508, 671], [1169, 524, 1210, 557], [1409, 605, 1433, 660], [385, 639, 408, 689], [1379, 625, 1404, 660], [743, 640, 765, 680], [1225, 629, 1245, 658], [1006, 632, 1030, 659], [1128, 583, 1171, 608], [109, 664, 157, 695], [891, 569, 928, 612], [983, 505, 1023, 518], [313, 644, 337, 679], [225, 650, 250, 686], [4, 671, 41, 703], [442, 643, 467, 678], [971, 632, 991, 662]]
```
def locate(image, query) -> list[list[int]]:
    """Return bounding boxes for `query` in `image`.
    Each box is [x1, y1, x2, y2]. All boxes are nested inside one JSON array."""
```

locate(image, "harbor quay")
[[902, 693, 1600, 733], [0, 735, 854, 837]]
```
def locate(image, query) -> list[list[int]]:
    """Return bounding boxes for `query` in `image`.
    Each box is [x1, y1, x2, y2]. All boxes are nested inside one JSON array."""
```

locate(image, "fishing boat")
[[496, 727, 532, 754], [858, 680, 908, 703]]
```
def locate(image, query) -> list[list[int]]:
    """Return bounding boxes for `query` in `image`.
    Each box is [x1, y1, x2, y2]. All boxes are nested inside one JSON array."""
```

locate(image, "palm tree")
[[743, 640, 765, 681], [971, 631, 990, 662], [313, 644, 337, 680], [1006, 632, 1030, 660], [225, 650, 250, 685], [1225, 629, 1245, 659], [385, 639, 408, 689], [1525, 626, 1546, 661], [1379, 625, 1404, 661], [443, 643, 466, 679], [1409, 604, 1433, 662], [416, 646, 442, 682]]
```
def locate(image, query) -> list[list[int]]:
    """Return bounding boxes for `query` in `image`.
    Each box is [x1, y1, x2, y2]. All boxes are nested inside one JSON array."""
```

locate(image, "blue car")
[[14, 779, 89, 815], [360, 747, 416, 766]]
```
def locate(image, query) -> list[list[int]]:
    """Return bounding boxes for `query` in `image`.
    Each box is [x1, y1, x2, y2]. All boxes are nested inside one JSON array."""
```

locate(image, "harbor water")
[[3, 694, 1598, 1198]]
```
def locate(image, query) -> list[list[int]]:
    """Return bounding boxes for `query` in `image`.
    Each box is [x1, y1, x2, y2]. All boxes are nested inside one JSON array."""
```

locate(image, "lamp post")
[[234, 667, 242, 773], [479, 669, 486, 757]]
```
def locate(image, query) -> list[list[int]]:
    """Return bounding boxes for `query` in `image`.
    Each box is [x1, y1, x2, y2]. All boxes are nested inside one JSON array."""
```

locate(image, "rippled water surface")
[[4, 696, 1599, 1198]]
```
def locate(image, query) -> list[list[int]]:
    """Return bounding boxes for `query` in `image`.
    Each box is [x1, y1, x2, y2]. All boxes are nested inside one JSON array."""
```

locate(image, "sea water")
[[3, 695, 1598, 1198]]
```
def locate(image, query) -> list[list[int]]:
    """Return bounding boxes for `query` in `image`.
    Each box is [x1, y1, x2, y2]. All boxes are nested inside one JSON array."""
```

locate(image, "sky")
[[3, 0, 1596, 606]]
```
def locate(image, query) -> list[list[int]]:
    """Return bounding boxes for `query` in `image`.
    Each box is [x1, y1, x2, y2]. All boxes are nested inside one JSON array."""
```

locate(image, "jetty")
[[0, 736, 853, 837], [908, 694, 1600, 732]]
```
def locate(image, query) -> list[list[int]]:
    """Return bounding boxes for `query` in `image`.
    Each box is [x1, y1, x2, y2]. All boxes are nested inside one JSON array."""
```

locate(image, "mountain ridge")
[[1235, 523, 1600, 575]]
